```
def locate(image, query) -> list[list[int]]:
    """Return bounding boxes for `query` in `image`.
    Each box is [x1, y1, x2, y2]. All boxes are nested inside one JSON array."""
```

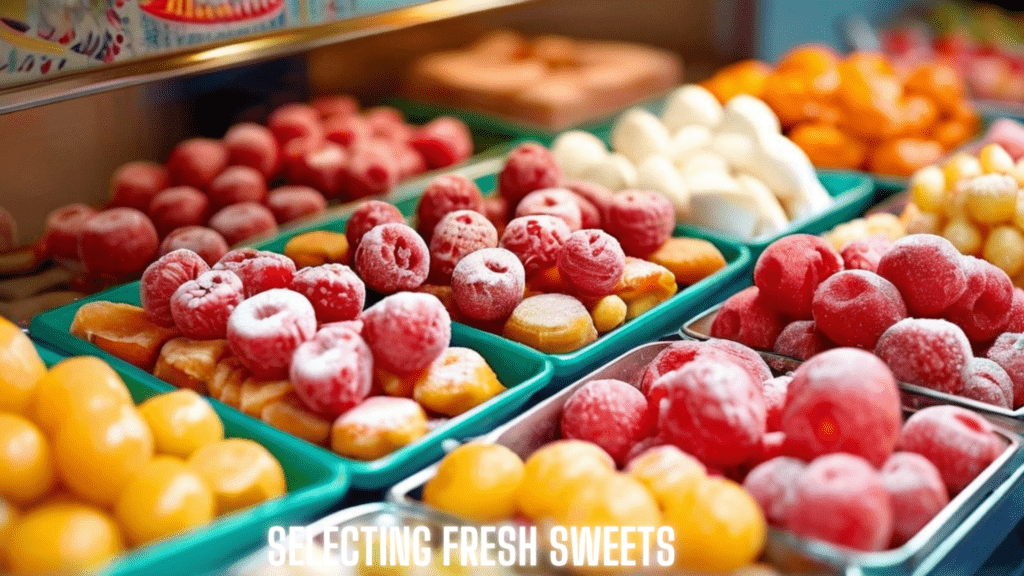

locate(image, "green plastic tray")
[[30, 284, 553, 491], [28, 342, 349, 576]]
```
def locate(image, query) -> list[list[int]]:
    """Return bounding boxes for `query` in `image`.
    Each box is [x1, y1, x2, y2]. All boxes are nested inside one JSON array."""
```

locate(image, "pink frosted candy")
[[44, 204, 97, 261], [109, 161, 169, 212], [763, 375, 792, 432], [782, 348, 901, 467], [748, 430, 789, 468], [290, 264, 365, 324], [1007, 288, 1024, 333], [207, 165, 267, 208], [409, 116, 473, 169], [604, 190, 675, 258], [268, 103, 321, 145], [289, 142, 348, 199], [498, 143, 562, 207], [754, 234, 843, 320], [290, 324, 373, 417], [311, 95, 358, 120], [812, 270, 908, 349], [557, 229, 626, 297], [208, 202, 278, 245], [703, 338, 773, 384], [141, 249, 210, 327], [514, 188, 583, 232], [987, 333, 1024, 408], [170, 269, 245, 340], [742, 456, 806, 526], [428, 210, 498, 283], [148, 186, 210, 238], [343, 141, 401, 200], [346, 200, 405, 251], [840, 235, 892, 273], [877, 234, 968, 318], [564, 179, 614, 224], [788, 453, 894, 551], [500, 215, 572, 276], [78, 208, 160, 279], [354, 223, 430, 293], [361, 292, 451, 373], [160, 226, 229, 266], [561, 379, 650, 466], [265, 186, 327, 224], [709, 286, 787, 350], [324, 114, 371, 148], [945, 257, 1014, 342], [166, 138, 228, 190], [364, 106, 408, 140], [899, 405, 1006, 494], [959, 357, 1013, 408], [639, 341, 711, 396], [880, 452, 950, 547], [874, 318, 972, 394], [416, 174, 485, 241], [451, 248, 525, 322], [226, 288, 317, 380], [773, 321, 833, 360], [224, 122, 280, 179], [214, 248, 296, 297]]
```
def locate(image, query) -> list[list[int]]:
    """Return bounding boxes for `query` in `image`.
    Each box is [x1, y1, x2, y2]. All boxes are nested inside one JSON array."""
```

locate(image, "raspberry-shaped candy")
[[877, 234, 968, 318], [166, 138, 228, 190], [763, 375, 791, 432], [788, 454, 894, 551], [514, 189, 583, 231], [214, 248, 296, 298], [160, 226, 229, 266], [323, 114, 370, 148], [875, 318, 972, 394], [266, 186, 327, 224], [773, 321, 833, 360], [268, 103, 321, 145], [812, 270, 908, 349], [141, 250, 210, 327], [290, 324, 373, 417], [208, 202, 278, 246], [1006, 289, 1024, 333], [354, 223, 430, 293], [960, 358, 1013, 408], [170, 269, 245, 339], [207, 165, 267, 208], [703, 339, 773, 387], [361, 292, 450, 373], [561, 379, 650, 466], [451, 248, 525, 322], [109, 161, 169, 212], [841, 235, 892, 273], [604, 190, 675, 257], [783, 348, 901, 467], [346, 200, 405, 250], [500, 215, 571, 276], [557, 230, 625, 297], [988, 333, 1024, 408], [148, 186, 210, 237], [653, 358, 766, 469], [564, 179, 614, 225], [639, 339, 770, 396], [223, 122, 280, 179], [416, 174, 485, 241], [945, 257, 1014, 342], [78, 208, 159, 279], [498, 143, 562, 207], [742, 456, 806, 526], [226, 289, 317, 380], [409, 116, 473, 169], [754, 234, 843, 319], [710, 286, 786, 350], [899, 405, 1005, 494], [429, 210, 498, 282], [881, 452, 949, 546], [291, 264, 365, 323], [43, 203, 97, 261], [288, 142, 347, 198], [343, 141, 401, 199], [311, 95, 358, 120]]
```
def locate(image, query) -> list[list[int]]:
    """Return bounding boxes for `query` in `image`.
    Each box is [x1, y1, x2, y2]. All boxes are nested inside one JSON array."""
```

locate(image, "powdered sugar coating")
[[557, 229, 626, 297], [841, 235, 892, 273], [704, 339, 774, 386], [754, 234, 843, 320], [214, 248, 296, 298], [500, 215, 571, 275], [160, 226, 229, 266], [604, 190, 675, 257], [290, 142, 348, 198], [207, 165, 267, 208], [514, 188, 584, 232], [44, 203, 97, 261], [742, 456, 806, 526], [561, 379, 650, 466], [354, 223, 430, 293], [880, 452, 949, 547], [773, 320, 834, 360], [409, 116, 473, 169], [343, 141, 401, 199], [170, 269, 244, 339], [987, 333, 1024, 407], [762, 375, 792, 432], [333, 396, 424, 429], [148, 186, 210, 237], [429, 210, 498, 282], [361, 292, 450, 373], [710, 286, 787, 350], [141, 249, 210, 327], [563, 179, 614, 224], [78, 207, 159, 278], [960, 357, 1013, 408], [899, 405, 1005, 494], [291, 264, 365, 323], [945, 257, 1014, 342], [109, 161, 169, 212], [290, 324, 373, 417], [502, 294, 598, 353], [268, 103, 321, 145], [266, 186, 327, 224], [226, 288, 317, 379], [498, 143, 562, 206], [166, 138, 228, 190], [224, 122, 280, 178], [812, 270, 908, 349], [451, 248, 525, 322], [877, 234, 968, 318], [346, 200, 405, 250], [1007, 289, 1024, 333], [208, 202, 278, 245], [416, 174, 485, 241], [875, 318, 972, 394]]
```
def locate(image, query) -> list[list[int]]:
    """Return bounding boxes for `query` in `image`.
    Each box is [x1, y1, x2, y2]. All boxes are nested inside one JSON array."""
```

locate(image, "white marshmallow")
[[611, 108, 672, 165], [685, 185, 761, 240], [637, 155, 690, 219], [709, 131, 757, 168], [717, 94, 781, 140], [669, 125, 713, 167], [679, 151, 730, 179], [736, 174, 790, 237], [550, 131, 609, 179], [581, 153, 638, 191], [661, 84, 723, 132]]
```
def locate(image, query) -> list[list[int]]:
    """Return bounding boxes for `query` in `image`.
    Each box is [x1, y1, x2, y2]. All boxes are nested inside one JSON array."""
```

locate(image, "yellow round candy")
[[115, 456, 215, 546], [965, 174, 1018, 224], [139, 389, 224, 458], [984, 226, 1024, 278], [423, 443, 525, 522], [6, 502, 123, 574], [943, 153, 983, 188], [863, 212, 906, 241], [33, 356, 133, 434], [0, 413, 56, 505], [980, 143, 1015, 174], [910, 165, 945, 214], [0, 318, 45, 416], [943, 218, 984, 256], [516, 440, 614, 523], [944, 186, 971, 220], [590, 295, 627, 334], [625, 445, 707, 510], [188, 438, 286, 515]]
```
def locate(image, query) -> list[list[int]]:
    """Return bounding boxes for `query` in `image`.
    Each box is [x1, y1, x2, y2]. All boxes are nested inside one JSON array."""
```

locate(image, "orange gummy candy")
[[261, 393, 332, 446], [413, 347, 505, 417], [615, 258, 678, 320], [648, 237, 727, 286], [283, 231, 349, 268], [70, 301, 178, 370], [153, 338, 231, 395]]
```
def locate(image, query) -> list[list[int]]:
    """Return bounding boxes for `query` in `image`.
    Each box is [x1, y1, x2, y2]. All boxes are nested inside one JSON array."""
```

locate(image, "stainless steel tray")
[[388, 342, 1024, 576]]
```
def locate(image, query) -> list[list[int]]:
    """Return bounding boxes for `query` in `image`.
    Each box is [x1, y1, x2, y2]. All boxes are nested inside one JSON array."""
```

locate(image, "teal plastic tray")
[[30, 284, 553, 491], [28, 342, 349, 576]]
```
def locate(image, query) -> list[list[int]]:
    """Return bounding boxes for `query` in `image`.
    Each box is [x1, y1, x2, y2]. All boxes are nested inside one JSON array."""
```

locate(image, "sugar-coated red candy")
[[773, 320, 833, 360], [290, 323, 373, 417], [653, 358, 766, 468], [291, 264, 365, 324], [223, 122, 280, 179], [409, 116, 473, 169], [563, 179, 614, 225], [361, 292, 451, 373], [281, 134, 326, 178], [324, 114, 371, 149], [391, 141, 428, 180], [208, 202, 278, 246], [899, 405, 1005, 494], [214, 248, 296, 298], [875, 318, 972, 394], [354, 223, 430, 293], [166, 138, 229, 190], [148, 186, 209, 238], [557, 229, 625, 297], [880, 452, 949, 547], [754, 234, 843, 319], [265, 186, 327, 224], [742, 456, 806, 526], [783, 348, 901, 467], [710, 286, 787, 350], [604, 190, 675, 258], [1005, 288, 1024, 333], [498, 143, 562, 207], [960, 358, 1013, 408], [429, 210, 498, 283], [109, 161, 169, 212], [346, 200, 405, 251], [364, 107, 412, 142], [268, 103, 321, 145], [170, 269, 244, 339], [416, 175, 486, 241], [749, 430, 789, 468], [227, 288, 317, 379], [451, 248, 525, 322], [141, 249, 210, 327], [945, 257, 1014, 342], [207, 165, 268, 208], [159, 226, 229, 266], [78, 208, 159, 278], [500, 215, 571, 276], [514, 188, 584, 232], [311, 95, 359, 120], [788, 453, 894, 551], [876, 234, 968, 318], [987, 333, 1024, 408], [43, 204, 98, 261], [703, 339, 773, 387], [561, 379, 650, 466], [641, 339, 774, 398], [812, 270, 907, 349], [840, 235, 892, 273], [289, 142, 348, 199], [484, 196, 509, 231], [763, 375, 792, 432], [343, 141, 401, 199]]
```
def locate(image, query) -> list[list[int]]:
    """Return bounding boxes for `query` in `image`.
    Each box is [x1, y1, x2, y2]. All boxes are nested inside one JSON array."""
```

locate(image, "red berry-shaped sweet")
[[214, 248, 296, 297], [754, 234, 843, 319], [324, 114, 371, 148], [564, 179, 614, 225], [840, 235, 892, 273], [945, 257, 1014, 342], [1007, 289, 1024, 333], [291, 264, 365, 323], [561, 379, 650, 466], [43, 204, 97, 261], [227, 288, 317, 379], [416, 174, 485, 241], [514, 188, 583, 232], [343, 141, 401, 200], [409, 116, 473, 169], [109, 161, 169, 211], [874, 318, 972, 394], [141, 249, 210, 327], [604, 190, 675, 257], [640, 339, 773, 397], [354, 223, 430, 293], [224, 122, 280, 179], [988, 333, 1024, 408], [880, 452, 949, 546], [208, 202, 278, 245], [268, 103, 321, 145], [281, 134, 326, 180], [167, 138, 229, 190], [265, 186, 327, 224], [207, 165, 267, 208], [500, 215, 571, 276], [392, 142, 428, 179], [290, 323, 373, 417], [451, 248, 525, 322], [899, 405, 1005, 494], [148, 186, 209, 237], [703, 339, 774, 387], [288, 142, 348, 199], [498, 143, 562, 207], [311, 95, 358, 120], [742, 456, 806, 526], [877, 234, 968, 318], [361, 292, 450, 373], [812, 270, 907, 349], [364, 106, 411, 142], [78, 208, 159, 278], [960, 357, 1013, 408], [429, 210, 498, 282], [772, 320, 833, 360], [170, 269, 244, 339], [709, 286, 786, 350], [159, 226, 229, 266], [346, 200, 405, 250], [557, 229, 625, 298], [763, 375, 792, 432]]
